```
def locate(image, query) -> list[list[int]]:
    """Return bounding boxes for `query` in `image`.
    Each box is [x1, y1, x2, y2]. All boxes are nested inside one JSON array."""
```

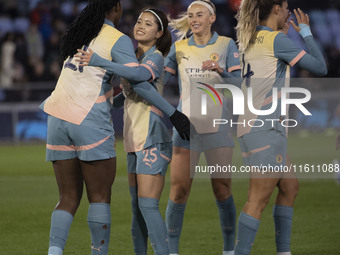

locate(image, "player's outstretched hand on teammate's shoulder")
[[74, 48, 94, 66], [290, 8, 310, 32], [170, 110, 195, 141]]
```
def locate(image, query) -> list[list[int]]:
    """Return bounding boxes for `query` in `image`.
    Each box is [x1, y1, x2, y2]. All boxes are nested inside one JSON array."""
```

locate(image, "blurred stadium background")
[[0, 0, 339, 254]]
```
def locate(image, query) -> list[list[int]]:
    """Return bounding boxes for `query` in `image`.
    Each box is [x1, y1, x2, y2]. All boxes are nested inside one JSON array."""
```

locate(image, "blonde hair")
[[235, 0, 260, 53], [236, 0, 287, 52], [169, 0, 216, 40]]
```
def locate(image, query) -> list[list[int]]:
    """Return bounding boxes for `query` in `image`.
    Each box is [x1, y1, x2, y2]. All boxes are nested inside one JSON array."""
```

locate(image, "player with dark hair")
[[76, 7, 174, 255], [40, 1, 190, 254]]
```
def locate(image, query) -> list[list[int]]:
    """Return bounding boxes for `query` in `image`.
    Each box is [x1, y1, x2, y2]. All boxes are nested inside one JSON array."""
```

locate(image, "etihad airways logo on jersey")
[[185, 68, 213, 78]]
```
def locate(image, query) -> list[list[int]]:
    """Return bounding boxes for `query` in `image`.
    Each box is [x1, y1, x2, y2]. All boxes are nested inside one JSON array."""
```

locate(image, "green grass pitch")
[[0, 132, 339, 254]]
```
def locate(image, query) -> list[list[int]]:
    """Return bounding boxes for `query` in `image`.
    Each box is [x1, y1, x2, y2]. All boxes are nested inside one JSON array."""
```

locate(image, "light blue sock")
[[48, 246, 63, 255], [129, 186, 148, 255], [138, 197, 169, 255], [234, 212, 260, 255], [87, 203, 111, 255], [48, 209, 73, 255], [273, 205, 294, 253], [166, 199, 186, 254], [216, 195, 236, 252]]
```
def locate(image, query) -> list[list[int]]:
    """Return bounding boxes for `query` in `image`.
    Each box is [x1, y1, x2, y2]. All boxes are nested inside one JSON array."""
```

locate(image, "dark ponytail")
[[60, 0, 120, 60], [142, 8, 172, 57], [156, 28, 172, 57]]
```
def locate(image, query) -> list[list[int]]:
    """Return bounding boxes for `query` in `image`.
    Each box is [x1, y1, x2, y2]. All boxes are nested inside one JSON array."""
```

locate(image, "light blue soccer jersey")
[[237, 26, 325, 137], [122, 46, 172, 152], [40, 20, 142, 131], [164, 32, 241, 133]]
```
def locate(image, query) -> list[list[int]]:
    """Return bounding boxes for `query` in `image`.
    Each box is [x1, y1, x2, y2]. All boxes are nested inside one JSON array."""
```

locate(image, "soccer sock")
[[273, 205, 294, 253], [216, 195, 236, 252], [223, 251, 235, 255], [138, 197, 169, 255], [87, 203, 111, 255], [234, 212, 260, 255], [48, 209, 73, 255], [166, 199, 186, 254], [129, 186, 148, 255]]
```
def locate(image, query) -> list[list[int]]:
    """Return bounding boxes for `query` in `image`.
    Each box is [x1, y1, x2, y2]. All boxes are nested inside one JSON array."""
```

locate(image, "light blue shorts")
[[46, 115, 116, 161], [172, 129, 235, 152], [238, 129, 287, 167], [127, 143, 172, 176]]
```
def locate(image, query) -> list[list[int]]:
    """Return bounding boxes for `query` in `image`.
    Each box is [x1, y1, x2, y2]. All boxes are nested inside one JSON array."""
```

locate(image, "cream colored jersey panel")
[[238, 30, 280, 137], [175, 36, 231, 133], [43, 24, 122, 125]]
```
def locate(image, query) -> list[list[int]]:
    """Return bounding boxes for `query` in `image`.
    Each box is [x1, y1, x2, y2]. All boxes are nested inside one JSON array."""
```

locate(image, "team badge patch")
[[210, 53, 219, 61], [276, 154, 283, 163]]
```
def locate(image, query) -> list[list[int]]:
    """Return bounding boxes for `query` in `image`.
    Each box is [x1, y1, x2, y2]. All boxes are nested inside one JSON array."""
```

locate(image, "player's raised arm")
[[281, 8, 327, 76]]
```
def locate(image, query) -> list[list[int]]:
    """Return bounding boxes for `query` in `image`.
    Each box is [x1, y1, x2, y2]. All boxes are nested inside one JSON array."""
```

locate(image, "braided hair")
[[60, 0, 120, 60]]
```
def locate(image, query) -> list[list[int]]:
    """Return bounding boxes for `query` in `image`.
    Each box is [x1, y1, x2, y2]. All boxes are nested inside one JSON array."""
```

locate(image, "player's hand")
[[202, 60, 223, 74], [74, 48, 94, 66], [281, 12, 292, 35], [336, 132, 340, 151], [290, 8, 310, 32], [169, 110, 192, 140]]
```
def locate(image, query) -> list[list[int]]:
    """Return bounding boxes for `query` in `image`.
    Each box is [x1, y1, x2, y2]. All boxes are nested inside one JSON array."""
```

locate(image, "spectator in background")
[[26, 24, 44, 61], [325, 46, 340, 77], [0, 32, 16, 88], [14, 33, 29, 82]]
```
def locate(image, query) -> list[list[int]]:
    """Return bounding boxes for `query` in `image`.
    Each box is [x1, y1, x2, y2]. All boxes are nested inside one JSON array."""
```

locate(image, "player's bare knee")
[[87, 191, 111, 204], [248, 196, 270, 213], [170, 185, 190, 203], [212, 185, 231, 201], [212, 176, 231, 189], [58, 196, 81, 212], [279, 179, 299, 199]]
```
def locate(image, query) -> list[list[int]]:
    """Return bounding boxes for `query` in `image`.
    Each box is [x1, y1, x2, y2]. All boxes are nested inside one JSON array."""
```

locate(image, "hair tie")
[[188, 1, 215, 15], [142, 9, 164, 31]]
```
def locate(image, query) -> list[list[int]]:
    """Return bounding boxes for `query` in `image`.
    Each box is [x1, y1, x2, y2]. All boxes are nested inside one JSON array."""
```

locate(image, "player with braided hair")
[[41, 1, 190, 254]]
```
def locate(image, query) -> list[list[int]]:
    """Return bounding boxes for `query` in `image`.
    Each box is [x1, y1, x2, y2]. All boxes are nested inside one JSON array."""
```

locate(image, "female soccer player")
[[41, 1, 189, 255], [77, 8, 173, 255], [163, 1, 241, 254], [116, 9, 172, 255], [234, 1, 327, 254]]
